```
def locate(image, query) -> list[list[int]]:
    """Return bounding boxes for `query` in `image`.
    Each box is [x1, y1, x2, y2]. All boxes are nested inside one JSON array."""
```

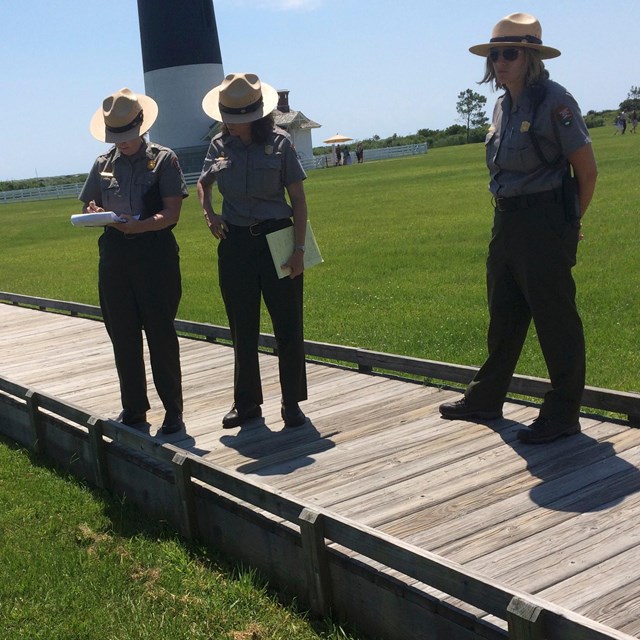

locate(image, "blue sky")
[[1, 0, 637, 181]]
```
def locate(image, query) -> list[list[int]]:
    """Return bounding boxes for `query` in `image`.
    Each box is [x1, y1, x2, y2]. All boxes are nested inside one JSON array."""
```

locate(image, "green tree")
[[456, 89, 488, 143], [619, 85, 640, 112]]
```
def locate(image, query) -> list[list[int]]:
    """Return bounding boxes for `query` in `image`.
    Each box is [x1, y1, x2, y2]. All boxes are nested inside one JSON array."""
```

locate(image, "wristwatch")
[[294, 244, 305, 252]]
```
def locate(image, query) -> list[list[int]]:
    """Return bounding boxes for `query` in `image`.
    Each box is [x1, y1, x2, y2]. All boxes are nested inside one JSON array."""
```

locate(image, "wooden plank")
[[413, 440, 640, 562], [4, 295, 638, 418], [2, 301, 640, 640], [462, 488, 640, 593], [578, 577, 640, 636]]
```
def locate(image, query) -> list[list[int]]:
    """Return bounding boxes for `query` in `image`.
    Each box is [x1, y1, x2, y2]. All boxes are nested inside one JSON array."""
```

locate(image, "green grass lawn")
[[1, 125, 638, 392], [0, 439, 357, 640]]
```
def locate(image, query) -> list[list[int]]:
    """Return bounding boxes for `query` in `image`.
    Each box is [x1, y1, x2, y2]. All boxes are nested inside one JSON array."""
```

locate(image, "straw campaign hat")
[[89, 87, 158, 143], [469, 13, 561, 59], [202, 72, 279, 124]]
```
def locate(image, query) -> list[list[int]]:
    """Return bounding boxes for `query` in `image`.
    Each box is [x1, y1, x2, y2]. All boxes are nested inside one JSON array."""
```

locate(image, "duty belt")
[[494, 187, 562, 212]]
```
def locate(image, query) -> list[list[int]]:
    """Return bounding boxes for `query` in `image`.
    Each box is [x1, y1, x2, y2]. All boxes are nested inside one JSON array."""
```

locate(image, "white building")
[[273, 90, 321, 162]]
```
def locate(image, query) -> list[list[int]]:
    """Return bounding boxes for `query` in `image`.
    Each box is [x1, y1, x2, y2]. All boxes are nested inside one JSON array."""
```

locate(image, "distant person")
[[343, 146, 352, 165], [620, 110, 628, 134], [614, 116, 623, 135], [197, 72, 309, 430], [439, 13, 598, 444], [79, 88, 188, 435], [356, 142, 364, 163], [631, 110, 638, 133], [335, 144, 342, 166]]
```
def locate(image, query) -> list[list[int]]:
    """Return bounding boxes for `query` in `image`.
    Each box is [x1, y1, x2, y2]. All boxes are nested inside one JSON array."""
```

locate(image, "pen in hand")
[[86, 200, 105, 213]]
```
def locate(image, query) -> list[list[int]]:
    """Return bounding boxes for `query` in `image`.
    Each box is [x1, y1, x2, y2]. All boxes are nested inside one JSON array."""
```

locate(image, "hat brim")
[[89, 94, 159, 143], [202, 82, 279, 124], [469, 42, 561, 59]]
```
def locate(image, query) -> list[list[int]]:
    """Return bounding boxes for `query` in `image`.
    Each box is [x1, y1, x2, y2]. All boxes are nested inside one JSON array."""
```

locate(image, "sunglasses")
[[489, 48, 520, 62]]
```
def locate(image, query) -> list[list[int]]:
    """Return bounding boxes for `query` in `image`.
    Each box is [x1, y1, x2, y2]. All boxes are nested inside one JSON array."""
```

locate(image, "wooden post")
[[299, 507, 332, 618], [25, 389, 45, 455], [87, 416, 110, 490], [507, 596, 545, 640], [172, 452, 197, 540]]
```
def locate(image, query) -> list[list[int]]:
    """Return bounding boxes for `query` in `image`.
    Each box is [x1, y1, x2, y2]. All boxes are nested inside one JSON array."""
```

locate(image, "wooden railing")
[[2, 291, 639, 424], [0, 372, 634, 640]]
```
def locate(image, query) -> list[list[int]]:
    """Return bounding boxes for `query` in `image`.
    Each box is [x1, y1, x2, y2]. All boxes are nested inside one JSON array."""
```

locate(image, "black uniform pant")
[[218, 221, 307, 408], [465, 197, 585, 424], [98, 228, 183, 417]]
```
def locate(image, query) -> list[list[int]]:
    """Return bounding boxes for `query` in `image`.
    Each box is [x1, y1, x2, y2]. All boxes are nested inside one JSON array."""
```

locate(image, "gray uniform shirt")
[[485, 79, 591, 198], [198, 126, 306, 226], [79, 141, 188, 216]]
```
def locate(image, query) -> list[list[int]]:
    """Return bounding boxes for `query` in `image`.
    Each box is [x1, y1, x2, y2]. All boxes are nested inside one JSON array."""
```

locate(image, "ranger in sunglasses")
[[439, 13, 598, 444]]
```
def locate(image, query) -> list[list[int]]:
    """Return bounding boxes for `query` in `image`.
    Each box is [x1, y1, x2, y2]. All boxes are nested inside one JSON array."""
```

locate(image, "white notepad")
[[266, 220, 323, 279], [70, 212, 126, 227]]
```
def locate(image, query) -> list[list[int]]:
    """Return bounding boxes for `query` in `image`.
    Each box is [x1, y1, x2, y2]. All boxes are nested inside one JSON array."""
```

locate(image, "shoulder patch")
[[555, 105, 574, 127]]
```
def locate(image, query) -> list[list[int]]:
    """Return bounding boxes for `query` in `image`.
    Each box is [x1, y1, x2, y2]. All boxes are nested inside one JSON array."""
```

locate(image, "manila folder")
[[266, 220, 323, 279]]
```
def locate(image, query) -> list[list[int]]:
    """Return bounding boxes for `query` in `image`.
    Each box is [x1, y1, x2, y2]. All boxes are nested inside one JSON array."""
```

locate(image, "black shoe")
[[222, 403, 262, 429], [159, 412, 185, 435], [115, 410, 147, 427], [517, 417, 581, 444], [439, 398, 503, 420], [281, 403, 306, 428]]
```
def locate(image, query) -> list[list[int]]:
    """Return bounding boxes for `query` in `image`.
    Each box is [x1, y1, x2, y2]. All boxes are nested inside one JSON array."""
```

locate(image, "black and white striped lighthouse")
[[136, 0, 224, 151]]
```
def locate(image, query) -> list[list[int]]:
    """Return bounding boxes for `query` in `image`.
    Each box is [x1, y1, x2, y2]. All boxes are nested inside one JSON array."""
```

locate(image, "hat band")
[[105, 109, 144, 134], [490, 34, 543, 46], [219, 97, 263, 116]]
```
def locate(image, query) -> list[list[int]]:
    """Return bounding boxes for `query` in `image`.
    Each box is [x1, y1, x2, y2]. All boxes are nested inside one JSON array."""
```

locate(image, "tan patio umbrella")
[[323, 133, 353, 144]]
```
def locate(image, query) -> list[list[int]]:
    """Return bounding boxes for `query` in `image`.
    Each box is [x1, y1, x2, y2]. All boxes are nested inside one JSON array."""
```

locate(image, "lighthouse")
[[136, 0, 224, 167]]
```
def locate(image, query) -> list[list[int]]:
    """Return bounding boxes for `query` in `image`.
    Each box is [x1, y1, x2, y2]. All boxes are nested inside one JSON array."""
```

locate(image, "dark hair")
[[222, 113, 275, 144], [479, 48, 549, 91]]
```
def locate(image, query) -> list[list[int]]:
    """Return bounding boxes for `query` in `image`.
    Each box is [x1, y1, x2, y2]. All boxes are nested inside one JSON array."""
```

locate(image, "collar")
[[111, 140, 148, 163]]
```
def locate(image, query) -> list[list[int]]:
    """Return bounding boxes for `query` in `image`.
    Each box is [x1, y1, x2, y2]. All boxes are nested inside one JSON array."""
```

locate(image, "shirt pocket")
[[248, 154, 282, 197], [207, 157, 232, 190], [99, 176, 121, 211], [133, 172, 155, 190], [501, 132, 541, 174]]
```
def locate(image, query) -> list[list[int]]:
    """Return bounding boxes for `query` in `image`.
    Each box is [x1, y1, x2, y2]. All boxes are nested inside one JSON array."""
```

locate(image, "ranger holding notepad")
[[197, 72, 309, 430], [79, 88, 188, 436]]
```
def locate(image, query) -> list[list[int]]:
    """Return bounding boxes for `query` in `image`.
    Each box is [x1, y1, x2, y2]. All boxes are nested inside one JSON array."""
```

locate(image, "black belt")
[[494, 187, 562, 212], [229, 218, 292, 237], [104, 226, 172, 240]]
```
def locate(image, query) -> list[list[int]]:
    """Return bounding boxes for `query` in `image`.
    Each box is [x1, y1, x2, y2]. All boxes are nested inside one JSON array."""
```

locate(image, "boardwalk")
[[1, 301, 639, 638]]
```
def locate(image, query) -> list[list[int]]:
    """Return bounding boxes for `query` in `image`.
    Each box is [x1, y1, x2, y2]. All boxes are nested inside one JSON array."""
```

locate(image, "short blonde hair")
[[479, 48, 548, 90]]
